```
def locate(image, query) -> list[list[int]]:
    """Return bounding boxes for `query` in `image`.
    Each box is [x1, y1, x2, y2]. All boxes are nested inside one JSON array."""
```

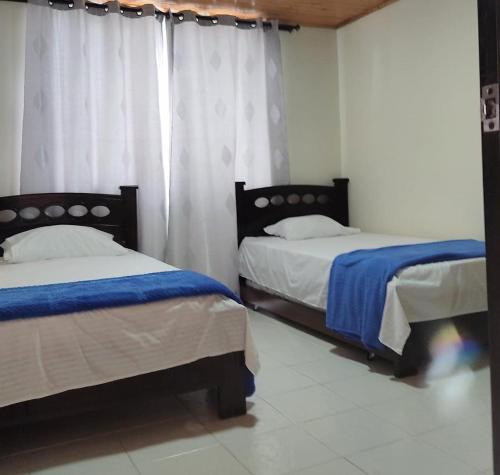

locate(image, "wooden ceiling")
[[127, 0, 398, 28]]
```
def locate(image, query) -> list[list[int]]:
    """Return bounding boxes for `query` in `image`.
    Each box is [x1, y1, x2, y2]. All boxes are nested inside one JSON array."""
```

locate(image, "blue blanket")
[[0, 270, 241, 320], [0, 270, 255, 395], [325, 240, 486, 350]]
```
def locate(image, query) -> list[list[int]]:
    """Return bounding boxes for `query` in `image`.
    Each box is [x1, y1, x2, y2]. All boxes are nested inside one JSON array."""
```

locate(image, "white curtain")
[[167, 20, 289, 289], [16, 4, 289, 285], [21, 0, 168, 260]]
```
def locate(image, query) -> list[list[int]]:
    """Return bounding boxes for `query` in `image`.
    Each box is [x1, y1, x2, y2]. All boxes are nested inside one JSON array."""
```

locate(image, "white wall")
[[0, 1, 26, 196], [280, 27, 341, 185], [338, 0, 484, 239], [0, 1, 484, 243]]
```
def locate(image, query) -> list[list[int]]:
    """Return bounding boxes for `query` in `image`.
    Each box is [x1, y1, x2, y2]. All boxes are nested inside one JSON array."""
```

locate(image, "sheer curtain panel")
[[167, 21, 289, 289], [21, 0, 168, 260]]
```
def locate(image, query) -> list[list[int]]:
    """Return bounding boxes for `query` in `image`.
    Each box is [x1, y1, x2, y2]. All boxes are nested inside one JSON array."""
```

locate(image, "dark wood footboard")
[[0, 352, 247, 428]]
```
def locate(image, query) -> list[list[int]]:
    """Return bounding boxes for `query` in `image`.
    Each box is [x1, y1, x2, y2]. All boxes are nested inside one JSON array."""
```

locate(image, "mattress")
[[239, 233, 487, 354], [0, 251, 259, 408]]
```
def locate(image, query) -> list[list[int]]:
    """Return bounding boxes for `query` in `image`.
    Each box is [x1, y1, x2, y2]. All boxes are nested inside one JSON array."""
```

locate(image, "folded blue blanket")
[[0, 270, 255, 395], [0, 270, 241, 320], [325, 240, 486, 350]]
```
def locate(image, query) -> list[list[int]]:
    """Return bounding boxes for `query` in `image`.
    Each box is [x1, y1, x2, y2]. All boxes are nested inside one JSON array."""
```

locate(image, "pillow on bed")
[[263, 215, 360, 240], [1, 225, 129, 263]]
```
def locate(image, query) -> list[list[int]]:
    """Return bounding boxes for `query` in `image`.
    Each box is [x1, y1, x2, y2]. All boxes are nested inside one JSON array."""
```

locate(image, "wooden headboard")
[[235, 178, 349, 244], [0, 186, 139, 250]]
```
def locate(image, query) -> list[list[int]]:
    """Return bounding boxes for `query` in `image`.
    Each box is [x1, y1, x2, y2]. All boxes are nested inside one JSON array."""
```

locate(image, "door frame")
[[478, 0, 500, 472]]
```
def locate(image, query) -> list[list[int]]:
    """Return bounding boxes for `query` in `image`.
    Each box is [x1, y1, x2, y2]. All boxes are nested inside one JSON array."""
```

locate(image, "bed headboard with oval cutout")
[[0, 186, 138, 250], [235, 178, 349, 244]]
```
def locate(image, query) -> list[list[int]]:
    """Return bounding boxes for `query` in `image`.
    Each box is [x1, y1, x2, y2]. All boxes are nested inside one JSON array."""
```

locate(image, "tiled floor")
[[0, 310, 493, 474]]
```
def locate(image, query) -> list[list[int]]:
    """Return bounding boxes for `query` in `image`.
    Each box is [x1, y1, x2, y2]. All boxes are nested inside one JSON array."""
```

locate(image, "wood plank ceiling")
[[126, 0, 398, 28]]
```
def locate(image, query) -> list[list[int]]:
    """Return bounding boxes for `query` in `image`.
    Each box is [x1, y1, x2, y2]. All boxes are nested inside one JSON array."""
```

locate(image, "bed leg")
[[217, 382, 246, 419], [393, 357, 418, 379], [367, 352, 376, 361], [217, 353, 247, 419]]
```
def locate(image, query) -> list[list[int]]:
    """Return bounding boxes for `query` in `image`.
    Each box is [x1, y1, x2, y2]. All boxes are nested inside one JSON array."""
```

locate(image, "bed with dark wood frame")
[[0, 186, 247, 428], [236, 178, 488, 377]]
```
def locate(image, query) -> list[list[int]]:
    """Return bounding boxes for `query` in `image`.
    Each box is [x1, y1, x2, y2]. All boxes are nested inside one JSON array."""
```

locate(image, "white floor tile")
[[137, 445, 250, 475], [302, 407, 407, 456], [183, 395, 294, 446], [222, 425, 337, 475], [0, 435, 138, 475], [291, 355, 368, 384], [3, 310, 492, 475], [117, 417, 218, 469], [348, 438, 477, 475], [325, 371, 415, 406], [415, 369, 491, 409], [257, 338, 330, 366], [251, 321, 332, 366], [254, 365, 315, 398], [247, 314, 295, 336], [263, 384, 356, 422], [247, 310, 282, 327], [255, 351, 284, 369], [365, 390, 485, 436], [289, 458, 367, 475], [417, 412, 493, 471]]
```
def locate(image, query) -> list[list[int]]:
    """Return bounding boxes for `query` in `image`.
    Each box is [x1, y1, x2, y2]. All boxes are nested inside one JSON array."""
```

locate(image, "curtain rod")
[[2, 0, 301, 32]]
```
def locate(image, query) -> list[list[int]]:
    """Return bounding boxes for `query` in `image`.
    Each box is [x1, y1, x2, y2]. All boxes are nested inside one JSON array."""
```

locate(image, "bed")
[[0, 186, 258, 427], [236, 179, 488, 377]]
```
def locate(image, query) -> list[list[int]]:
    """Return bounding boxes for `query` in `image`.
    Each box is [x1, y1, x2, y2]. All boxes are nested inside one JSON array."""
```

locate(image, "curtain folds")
[[167, 21, 289, 289], [21, 0, 169, 260], [16, 2, 289, 288]]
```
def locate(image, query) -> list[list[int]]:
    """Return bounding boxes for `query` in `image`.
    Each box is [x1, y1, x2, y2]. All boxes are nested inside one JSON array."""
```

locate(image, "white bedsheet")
[[0, 251, 259, 408], [239, 234, 487, 354]]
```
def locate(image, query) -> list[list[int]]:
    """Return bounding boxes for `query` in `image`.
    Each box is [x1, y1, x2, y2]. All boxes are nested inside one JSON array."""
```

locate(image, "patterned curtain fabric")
[[21, 0, 169, 260], [18, 2, 289, 286], [167, 21, 290, 289]]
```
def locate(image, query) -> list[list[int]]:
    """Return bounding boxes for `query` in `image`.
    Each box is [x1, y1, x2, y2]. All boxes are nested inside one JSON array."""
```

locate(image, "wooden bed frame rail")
[[0, 352, 247, 428]]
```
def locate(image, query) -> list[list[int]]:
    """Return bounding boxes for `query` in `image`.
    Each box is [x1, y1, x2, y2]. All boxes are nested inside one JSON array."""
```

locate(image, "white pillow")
[[1, 225, 129, 263], [263, 215, 360, 240]]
